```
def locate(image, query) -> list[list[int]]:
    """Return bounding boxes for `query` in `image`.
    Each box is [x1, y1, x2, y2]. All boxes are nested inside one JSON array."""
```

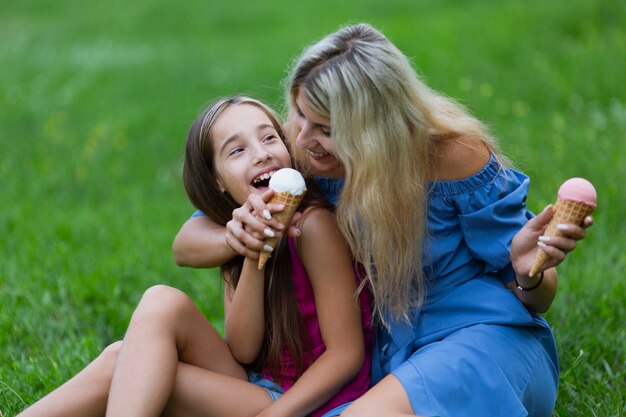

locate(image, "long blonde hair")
[[286, 23, 506, 326]]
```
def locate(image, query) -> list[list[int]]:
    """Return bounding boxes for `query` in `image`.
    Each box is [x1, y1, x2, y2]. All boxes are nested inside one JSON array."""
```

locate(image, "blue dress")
[[318, 156, 558, 417]]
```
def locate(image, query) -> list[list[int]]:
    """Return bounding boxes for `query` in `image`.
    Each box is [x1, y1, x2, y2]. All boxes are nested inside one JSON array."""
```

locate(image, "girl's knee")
[[133, 285, 193, 323], [102, 340, 123, 355], [142, 284, 187, 301], [98, 341, 122, 369], [86, 340, 122, 388]]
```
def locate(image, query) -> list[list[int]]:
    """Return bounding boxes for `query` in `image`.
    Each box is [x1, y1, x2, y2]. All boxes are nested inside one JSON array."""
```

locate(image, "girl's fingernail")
[[537, 241, 548, 248], [263, 245, 274, 252], [263, 228, 275, 238], [538, 236, 551, 242], [263, 210, 272, 220], [556, 224, 569, 231]]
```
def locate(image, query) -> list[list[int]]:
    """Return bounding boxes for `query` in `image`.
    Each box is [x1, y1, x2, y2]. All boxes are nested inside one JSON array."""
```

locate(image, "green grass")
[[1, 0, 624, 415]]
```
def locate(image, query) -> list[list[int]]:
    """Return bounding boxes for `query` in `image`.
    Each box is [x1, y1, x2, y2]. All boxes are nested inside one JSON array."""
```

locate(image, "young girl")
[[180, 96, 373, 417], [17, 96, 373, 417]]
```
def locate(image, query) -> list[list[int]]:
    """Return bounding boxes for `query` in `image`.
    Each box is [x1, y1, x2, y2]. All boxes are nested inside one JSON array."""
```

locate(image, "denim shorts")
[[248, 372, 285, 402]]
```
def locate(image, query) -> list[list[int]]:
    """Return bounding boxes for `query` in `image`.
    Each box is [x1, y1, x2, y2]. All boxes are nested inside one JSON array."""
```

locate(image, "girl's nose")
[[252, 147, 271, 165]]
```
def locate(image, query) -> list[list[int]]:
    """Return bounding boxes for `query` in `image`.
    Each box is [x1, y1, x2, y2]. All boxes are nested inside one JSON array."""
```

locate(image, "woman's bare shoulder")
[[430, 135, 491, 182]]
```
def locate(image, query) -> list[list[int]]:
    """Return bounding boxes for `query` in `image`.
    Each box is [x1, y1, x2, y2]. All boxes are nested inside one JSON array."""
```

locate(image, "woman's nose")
[[295, 125, 311, 149]]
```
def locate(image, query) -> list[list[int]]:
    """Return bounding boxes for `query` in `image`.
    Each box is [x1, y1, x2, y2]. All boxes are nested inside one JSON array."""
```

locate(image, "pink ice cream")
[[557, 177, 597, 208], [528, 177, 597, 276]]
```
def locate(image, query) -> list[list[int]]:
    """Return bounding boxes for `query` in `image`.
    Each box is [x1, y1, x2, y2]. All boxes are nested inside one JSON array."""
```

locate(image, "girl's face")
[[294, 90, 344, 178], [212, 104, 292, 205]]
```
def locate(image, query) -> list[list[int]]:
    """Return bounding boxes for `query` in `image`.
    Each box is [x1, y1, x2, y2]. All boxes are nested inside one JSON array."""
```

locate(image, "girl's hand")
[[511, 204, 594, 277], [225, 190, 302, 258]]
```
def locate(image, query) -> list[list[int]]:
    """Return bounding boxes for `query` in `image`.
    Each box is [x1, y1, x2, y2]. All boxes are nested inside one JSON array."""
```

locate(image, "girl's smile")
[[212, 104, 292, 205]]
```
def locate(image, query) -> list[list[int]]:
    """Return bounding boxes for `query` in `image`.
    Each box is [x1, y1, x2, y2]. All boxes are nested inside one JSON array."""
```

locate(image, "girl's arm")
[[223, 257, 266, 364], [509, 204, 593, 313], [257, 208, 366, 417]]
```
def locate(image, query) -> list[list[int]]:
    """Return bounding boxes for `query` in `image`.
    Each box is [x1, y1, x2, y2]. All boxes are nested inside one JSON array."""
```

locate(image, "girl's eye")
[[295, 107, 305, 118], [228, 147, 244, 157], [263, 134, 277, 143], [320, 127, 331, 136]]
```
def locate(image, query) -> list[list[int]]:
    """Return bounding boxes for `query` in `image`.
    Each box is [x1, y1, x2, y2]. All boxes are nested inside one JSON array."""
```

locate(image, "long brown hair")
[[182, 96, 330, 380]]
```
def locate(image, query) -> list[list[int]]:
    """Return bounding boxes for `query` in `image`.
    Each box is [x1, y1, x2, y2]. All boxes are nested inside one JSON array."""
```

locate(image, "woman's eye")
[[296, 107, 305, 118], [320, 127, 331, 136]]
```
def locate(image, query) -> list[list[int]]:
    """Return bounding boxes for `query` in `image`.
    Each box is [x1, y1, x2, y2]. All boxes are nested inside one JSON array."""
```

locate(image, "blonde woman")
[[173, 24, 593, 417]]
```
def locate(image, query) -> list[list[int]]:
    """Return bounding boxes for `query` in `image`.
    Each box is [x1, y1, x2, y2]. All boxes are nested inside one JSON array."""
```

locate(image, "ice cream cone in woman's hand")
[[258, 168, 307, 269], [529, 178, 597, 277]]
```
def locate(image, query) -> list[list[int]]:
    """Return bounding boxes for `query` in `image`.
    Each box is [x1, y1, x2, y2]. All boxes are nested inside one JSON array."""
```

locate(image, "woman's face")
[[212, 104, 292, 205], [294, 90, 344, 178]]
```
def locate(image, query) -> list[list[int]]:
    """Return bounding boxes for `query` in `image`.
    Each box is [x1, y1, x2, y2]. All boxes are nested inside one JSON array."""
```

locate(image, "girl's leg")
[[19, 285, 272, 417], [162, 362, 276, 417], [340, 374, 420, 417], [19, 342, 274, 417], [16, 341, 122, 417], [105, 285, 249, 417]]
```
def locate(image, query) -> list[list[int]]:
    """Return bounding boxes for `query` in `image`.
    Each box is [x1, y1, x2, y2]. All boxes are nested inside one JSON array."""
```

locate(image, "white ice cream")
[[269, 168, 306, 195]]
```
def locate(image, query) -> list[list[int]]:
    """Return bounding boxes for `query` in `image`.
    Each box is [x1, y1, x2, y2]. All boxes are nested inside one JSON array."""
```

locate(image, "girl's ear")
[[216, 177, 226, 193]]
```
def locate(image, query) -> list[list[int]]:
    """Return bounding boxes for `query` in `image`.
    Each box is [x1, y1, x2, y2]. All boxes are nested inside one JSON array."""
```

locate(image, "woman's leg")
[[105, 285, 251, 417], [16, 341, 122, 417], [340, 374, 419, 417]]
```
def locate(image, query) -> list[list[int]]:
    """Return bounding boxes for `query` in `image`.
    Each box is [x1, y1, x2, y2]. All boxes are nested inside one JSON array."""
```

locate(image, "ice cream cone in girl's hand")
[[529, 178, 597, 277], [258, 168, 307, 269]]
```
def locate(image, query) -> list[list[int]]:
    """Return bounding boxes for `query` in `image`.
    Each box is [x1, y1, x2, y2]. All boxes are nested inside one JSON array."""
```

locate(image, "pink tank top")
[[262, 237, 373, 417]]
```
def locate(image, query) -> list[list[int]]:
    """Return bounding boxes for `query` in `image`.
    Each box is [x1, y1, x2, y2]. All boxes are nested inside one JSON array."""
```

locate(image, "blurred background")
[[1, 0, 624, 415]]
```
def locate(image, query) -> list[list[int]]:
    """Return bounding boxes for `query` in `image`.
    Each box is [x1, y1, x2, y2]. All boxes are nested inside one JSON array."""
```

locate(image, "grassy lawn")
[[1, 0, 624, 415]]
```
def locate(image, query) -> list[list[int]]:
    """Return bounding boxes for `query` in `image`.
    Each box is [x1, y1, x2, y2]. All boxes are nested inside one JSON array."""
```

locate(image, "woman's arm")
[[173, 191, 299, 268], [173, 216, 235, 268], [257, 208, 366, 417], [509, 204, 593, 313], [506, 269, 558, 314], [433, 137, 593, 314], [223, 257, 266, 364]]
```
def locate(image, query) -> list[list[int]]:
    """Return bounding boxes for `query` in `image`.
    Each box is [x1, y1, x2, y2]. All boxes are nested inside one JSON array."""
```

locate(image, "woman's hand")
[[511, 205, 594, 277], [225, 190, 302, 259]]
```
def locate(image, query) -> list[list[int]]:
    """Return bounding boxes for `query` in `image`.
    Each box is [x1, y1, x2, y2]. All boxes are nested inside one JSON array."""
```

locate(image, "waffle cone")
[[529, 198, 595, 276], [258, 190, 306, 269]]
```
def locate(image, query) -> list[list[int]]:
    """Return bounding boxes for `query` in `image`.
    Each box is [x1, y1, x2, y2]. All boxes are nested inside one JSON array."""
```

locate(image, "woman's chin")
[[308, 156, 344, 177]]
